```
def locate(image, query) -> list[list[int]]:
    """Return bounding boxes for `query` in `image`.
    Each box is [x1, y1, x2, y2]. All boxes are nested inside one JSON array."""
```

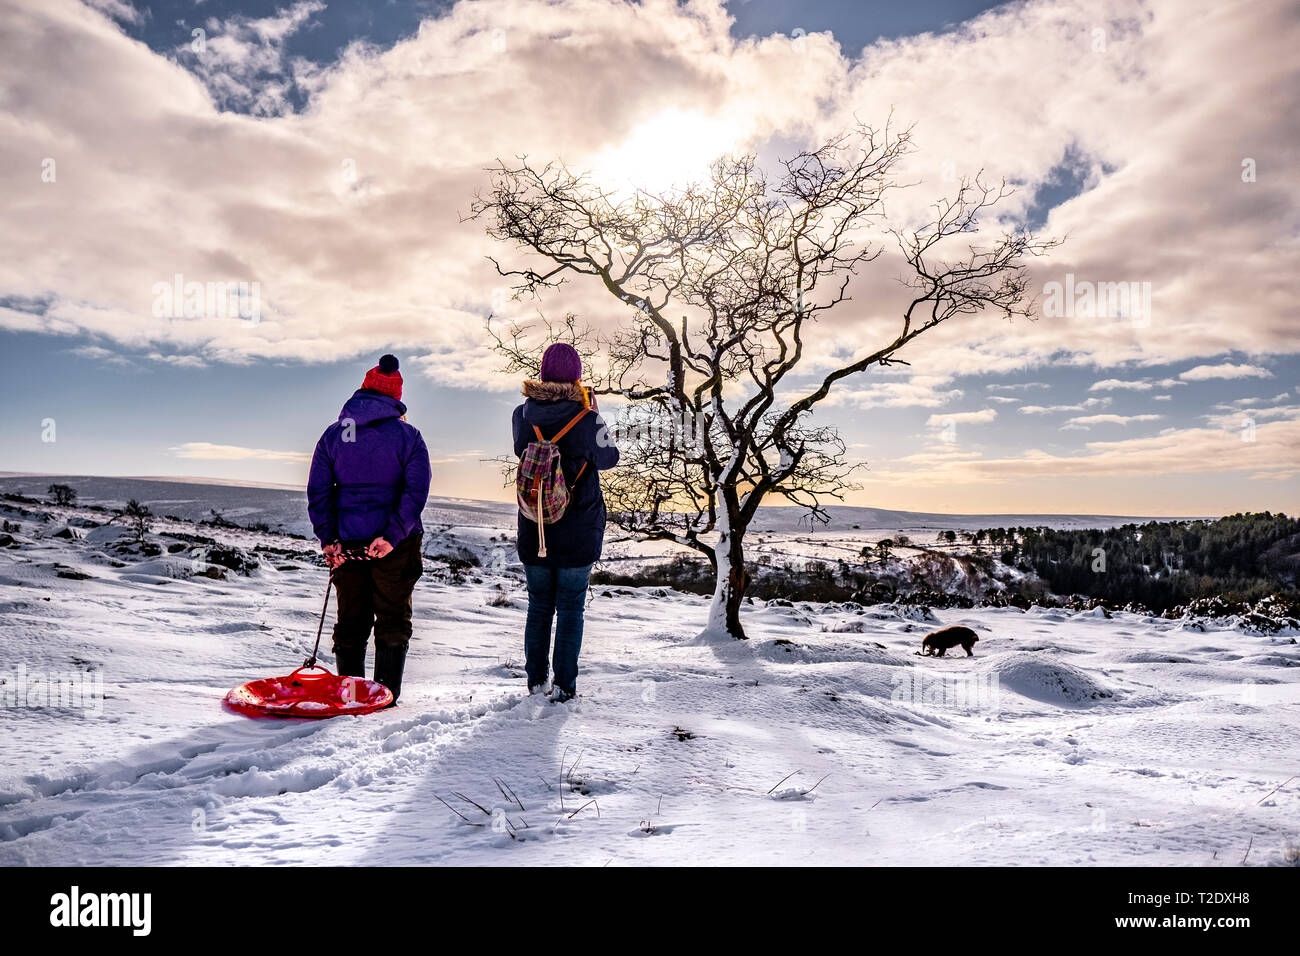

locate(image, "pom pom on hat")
[[362, 354, 403, 401]]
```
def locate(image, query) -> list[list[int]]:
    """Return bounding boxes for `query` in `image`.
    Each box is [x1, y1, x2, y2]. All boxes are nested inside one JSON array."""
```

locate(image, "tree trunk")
[[704, 509, 750, 640]]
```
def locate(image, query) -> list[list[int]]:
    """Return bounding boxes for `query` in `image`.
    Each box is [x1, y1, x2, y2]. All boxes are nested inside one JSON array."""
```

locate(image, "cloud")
[[824, 375, 964, 410], [861, 415, 1300, 487], [69, 344, 133, 367], [1179, 363, 1273, 382], [0, 0, 1296, 411], [1060, 413, 1163, 430], [1203, 402, 1300, 430], [147, 352, 207, 368], [1088, 377, 1182, 392], [83, 0, 142, 25], [428, 449, 487, 465], [927, 408, 997, 426], [986, 382, 1050, 392], [170, 442, 310, 463], [178, 1, 326, 116], [1019, 398, 1111, 414]]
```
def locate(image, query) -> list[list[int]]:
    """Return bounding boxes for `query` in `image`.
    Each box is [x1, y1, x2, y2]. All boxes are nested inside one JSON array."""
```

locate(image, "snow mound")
[[862, 603, 938, 623], [758, 638, 912, 667], [82, 524, 133, 548], [1119, 651, 1196, 664], [987, 652, 1115, 706], [823, 617, 870, 633]]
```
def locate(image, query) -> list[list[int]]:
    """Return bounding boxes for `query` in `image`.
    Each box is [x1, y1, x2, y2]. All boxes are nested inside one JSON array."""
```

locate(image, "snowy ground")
[[0, 482, 1297, 866]]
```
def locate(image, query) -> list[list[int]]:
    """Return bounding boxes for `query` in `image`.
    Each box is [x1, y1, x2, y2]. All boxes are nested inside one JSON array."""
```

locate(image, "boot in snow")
[[335, 645, 365, 678], [528, 682, 549, 696], [550, 685, 575, 704], [374, 644, 408, 705]]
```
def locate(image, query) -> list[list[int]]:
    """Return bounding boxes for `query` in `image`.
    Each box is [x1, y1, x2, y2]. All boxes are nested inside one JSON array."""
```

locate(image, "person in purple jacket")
[[513, 343, 619, 701], [307, 354, 431, 703]]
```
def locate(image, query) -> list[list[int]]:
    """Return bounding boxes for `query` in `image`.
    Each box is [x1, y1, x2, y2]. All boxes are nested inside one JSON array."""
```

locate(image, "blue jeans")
[[523, 563, 592, 693]]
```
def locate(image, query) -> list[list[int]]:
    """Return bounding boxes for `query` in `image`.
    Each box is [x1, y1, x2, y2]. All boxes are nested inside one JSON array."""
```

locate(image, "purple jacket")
[[307, 389, 431, 547]]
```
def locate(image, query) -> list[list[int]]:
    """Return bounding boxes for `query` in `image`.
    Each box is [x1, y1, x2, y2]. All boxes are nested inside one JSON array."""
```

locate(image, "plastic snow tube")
[[225, 665, 393, 718]]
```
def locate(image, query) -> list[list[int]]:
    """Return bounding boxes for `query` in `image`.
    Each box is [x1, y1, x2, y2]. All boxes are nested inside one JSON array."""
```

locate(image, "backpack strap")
[[545, 407, 591, 444]]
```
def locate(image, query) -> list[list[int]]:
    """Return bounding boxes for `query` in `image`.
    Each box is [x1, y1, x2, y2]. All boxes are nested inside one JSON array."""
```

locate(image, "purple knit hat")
[[540, 342, 582, 383]]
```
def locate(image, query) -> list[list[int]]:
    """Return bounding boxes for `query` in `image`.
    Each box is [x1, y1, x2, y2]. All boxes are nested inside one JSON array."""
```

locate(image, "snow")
[[0, 478, 1297, 865]]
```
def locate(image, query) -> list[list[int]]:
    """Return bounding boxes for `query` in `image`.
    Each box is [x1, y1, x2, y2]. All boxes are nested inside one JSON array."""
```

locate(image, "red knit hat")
[[362, 354, 403, 401]]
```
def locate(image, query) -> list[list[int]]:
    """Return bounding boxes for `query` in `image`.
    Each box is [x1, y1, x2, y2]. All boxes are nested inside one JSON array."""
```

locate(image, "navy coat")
[[307, 389, 431, 547], [513, 380, 620, 568]]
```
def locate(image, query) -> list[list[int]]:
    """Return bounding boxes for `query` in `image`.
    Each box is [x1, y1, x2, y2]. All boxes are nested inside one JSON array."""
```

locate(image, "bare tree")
[[123, 499, 153, 544], [47, 483, 77, 507], [473, 121, 1057, 639]]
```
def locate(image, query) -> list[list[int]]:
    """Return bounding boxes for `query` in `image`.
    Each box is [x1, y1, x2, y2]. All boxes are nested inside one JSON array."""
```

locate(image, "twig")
[[451, 791, 492, 816], [566, 749, 585, 781], [1255, 773, 1297, 805], [494, 776, 526, 811], [767, 770, 802, 795], [1241, 836, 1253, 865], [558, 748, 568, 812], [433, 792, 471, 822], [567, 798, 600, 819], [802, 773, 830, 796]]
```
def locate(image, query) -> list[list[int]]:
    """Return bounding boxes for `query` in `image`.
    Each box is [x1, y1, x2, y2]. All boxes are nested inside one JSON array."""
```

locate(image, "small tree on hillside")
[[47, 483, 77, 507], [123, 499, 153, 543], [475, 121, 1057, 638]]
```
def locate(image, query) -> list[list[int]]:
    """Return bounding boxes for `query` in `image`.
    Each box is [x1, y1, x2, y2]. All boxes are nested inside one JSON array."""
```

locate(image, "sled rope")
[[303, 547, 374, 669]]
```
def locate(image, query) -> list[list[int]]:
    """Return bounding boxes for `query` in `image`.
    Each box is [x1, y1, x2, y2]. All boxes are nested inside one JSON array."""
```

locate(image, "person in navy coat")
[[308, 354, 430, 703], [512, 343, 619, 701]]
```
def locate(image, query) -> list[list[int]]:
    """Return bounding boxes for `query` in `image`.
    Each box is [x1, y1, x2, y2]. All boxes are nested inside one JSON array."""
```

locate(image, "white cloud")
[[170, 442, 310, 463], [986, 382, 1050, 392], [1089, 377, 1183, 392], [178, 1, 326, 116], [861, 415, 1300, 487], [1179, 363, 1273, 382], [83, 0, 142, 25], [927, 408, 997, 426], [1060, 413, 1163, 430], [1019, 398, 1111, 414], [0, 0, 1296, 406]]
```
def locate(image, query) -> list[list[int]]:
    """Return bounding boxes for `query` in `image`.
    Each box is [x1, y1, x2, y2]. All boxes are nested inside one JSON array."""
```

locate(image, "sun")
[[589, 108, 744, 195]]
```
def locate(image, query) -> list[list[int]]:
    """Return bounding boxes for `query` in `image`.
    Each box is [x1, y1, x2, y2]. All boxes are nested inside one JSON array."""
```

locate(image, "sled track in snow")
[[0, 689, 537, 861]]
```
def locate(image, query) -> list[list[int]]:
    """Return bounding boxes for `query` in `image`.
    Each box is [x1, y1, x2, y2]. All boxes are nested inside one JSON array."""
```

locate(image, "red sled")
[[225, 665, 393, 719]]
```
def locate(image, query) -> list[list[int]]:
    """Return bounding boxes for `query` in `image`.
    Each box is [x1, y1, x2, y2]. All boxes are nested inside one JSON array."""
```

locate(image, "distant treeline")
[[973, 512, 1300, 612]]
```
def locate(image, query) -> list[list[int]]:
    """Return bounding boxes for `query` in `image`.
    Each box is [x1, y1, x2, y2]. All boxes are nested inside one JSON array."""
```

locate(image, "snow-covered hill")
[[0, 472, 1184, 539], [0, 478, 1296, 866]]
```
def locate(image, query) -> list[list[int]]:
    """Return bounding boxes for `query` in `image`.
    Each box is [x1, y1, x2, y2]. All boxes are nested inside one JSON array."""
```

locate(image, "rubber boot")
[[374, 644, 408, 706], [335, 645, 365, 678]]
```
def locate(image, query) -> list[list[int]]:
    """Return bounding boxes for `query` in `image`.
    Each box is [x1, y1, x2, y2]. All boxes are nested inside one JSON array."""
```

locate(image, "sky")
[[0, 0, 1297, 515]]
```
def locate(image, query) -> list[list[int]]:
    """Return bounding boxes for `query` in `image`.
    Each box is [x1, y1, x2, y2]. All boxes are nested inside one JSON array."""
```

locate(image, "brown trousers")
[[331, 533, 424, 654]]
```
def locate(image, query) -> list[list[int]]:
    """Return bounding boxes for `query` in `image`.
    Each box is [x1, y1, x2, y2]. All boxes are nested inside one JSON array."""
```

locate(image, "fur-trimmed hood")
[[522, 379, 585, 403]]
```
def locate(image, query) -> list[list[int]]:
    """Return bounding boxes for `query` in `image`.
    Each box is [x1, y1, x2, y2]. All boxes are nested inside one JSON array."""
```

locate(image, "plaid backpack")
[[517, 407, 591, 557]]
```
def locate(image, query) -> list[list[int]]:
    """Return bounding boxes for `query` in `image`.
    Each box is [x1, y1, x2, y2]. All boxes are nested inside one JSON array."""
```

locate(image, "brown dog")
[[921, 625, 979, 657]]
